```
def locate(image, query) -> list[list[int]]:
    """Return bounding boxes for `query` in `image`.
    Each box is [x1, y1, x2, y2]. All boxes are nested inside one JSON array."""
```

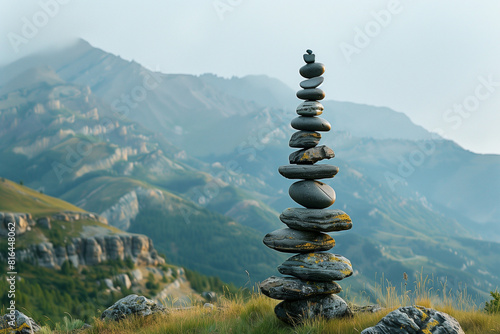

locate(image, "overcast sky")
[[1, 0, 499, 154]]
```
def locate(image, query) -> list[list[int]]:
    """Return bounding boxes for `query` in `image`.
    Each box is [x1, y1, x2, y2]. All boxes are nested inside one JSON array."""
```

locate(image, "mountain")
[[0, 61, 284, 287], [1, 39, 499, 304]]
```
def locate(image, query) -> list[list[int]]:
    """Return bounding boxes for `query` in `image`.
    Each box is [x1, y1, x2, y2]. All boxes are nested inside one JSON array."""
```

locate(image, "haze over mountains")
[[1, 39, 499, 302]]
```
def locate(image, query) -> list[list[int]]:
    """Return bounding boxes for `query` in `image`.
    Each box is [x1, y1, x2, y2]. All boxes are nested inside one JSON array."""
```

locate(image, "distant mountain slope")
[[1, 39, 499, 303]]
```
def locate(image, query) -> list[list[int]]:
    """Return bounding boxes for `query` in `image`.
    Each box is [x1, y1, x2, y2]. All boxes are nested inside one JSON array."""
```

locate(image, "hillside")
[[0, 179, 235, 324]]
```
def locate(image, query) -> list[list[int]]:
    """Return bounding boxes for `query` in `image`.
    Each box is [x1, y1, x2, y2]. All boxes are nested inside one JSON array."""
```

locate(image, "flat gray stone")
[[275, 294, 352, 325], [260, 276, 341, 300], [280, 208, 352, 232], [291, 116, 331, 131], [289, 131, 321, 148], [296, 88, 325, 101], [263, 228, 335, 253], [300, 77, 324, 89], [299, 63, 325, 79], [361, 306, 465, 334], [289, 145, 335, 164], [289, 180, 335, 209], [279, 164, 339, 179], [296, 101, 323, 116], [278, 253, 353, 281]]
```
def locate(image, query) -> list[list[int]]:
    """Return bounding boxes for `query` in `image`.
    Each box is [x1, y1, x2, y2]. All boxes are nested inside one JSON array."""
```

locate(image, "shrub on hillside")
[[485, 290, 500, 314]]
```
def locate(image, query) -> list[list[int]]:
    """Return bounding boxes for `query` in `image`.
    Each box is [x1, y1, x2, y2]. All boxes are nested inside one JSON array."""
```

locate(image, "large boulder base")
[[361, 305, 465, 334], [275, 294, 352, 325], [101, 294, 166, 321]]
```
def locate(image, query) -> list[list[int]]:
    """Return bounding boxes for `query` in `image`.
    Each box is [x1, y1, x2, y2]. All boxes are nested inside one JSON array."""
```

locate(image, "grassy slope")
[[0, 178, 84, 216]]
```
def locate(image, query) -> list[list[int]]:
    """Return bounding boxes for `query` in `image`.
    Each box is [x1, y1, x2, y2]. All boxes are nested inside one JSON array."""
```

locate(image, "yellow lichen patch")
[[340, 269, 352, 276], [0, 323, 31, 334], [335, 214, 351, 222], [421, 318, 439, 334]]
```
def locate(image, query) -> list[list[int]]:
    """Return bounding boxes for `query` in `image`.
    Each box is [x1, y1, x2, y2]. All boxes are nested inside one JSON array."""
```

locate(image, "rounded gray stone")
[[279, 164, 339, 180], [275, 294, 352, 325], [296, 101, 324, 116], [280, 208, 352, 232], [289, 131, 321, 148], [289, 145, 335, 165], [278, 253, 353, 281], [263, 228, 335, 253], [296, 88, 325, 101], [260, 276, 342, 300], [300, 77, 324, 89], [291, 116, 331, 131], [361, 306, 465, 334], [303, 50, 315, 64], [289, 180, 335, 209], [299, 63, 325, 79]]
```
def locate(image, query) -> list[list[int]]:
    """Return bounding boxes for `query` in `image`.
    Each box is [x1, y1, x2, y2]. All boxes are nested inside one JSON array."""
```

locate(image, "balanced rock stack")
[[259, 50, 354, 325]]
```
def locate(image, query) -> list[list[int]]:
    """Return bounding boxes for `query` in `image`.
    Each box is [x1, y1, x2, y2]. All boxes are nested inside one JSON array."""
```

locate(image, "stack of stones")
[[259, 50, 354, 325]]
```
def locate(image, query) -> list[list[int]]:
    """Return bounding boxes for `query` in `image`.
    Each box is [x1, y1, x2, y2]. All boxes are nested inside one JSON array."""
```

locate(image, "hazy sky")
[[1, 0, 499, 154]]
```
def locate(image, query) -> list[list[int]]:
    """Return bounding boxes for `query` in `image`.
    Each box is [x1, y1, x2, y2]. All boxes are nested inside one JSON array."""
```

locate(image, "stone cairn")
[[259, 50, 354, 325]]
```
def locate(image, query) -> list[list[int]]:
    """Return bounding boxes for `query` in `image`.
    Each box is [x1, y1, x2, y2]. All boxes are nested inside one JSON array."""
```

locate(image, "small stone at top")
[[303, 50, 315, 64]]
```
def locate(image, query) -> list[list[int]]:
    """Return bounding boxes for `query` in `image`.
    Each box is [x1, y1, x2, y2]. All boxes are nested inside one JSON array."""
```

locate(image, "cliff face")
[[18, 234, 164, 269], [0, 211, 164, 270]]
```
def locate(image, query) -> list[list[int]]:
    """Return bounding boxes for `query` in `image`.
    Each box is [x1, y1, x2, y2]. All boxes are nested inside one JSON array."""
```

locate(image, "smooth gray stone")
[[296, 88, 325, 101], [361, 306, 465, 334], [263, 228, 335, 253], [275, 294, 352, 325], [260, 276, 342, 301], [289, 145, 335, 164], [296, 101, 323, 116], [300, 76, 324, 89], [278, 253, 353, 281], [291, 116, 331, 131], [280, 208, 352, 232], [303, 49, 315, 64], [278, 164, 339, 179], [289, 180, 335, 209], [299, 63, 325, 79], [289, 131, 321, 148]]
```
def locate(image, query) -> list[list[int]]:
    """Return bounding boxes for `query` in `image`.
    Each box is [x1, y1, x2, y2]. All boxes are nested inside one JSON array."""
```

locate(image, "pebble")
[[296, 88, 325, 101], [278, 253, 353, 281], [278, 164, 339, 179], [296, 101, 324, 116], [263, 228, 335, 253], [299, 63, 325, 79], [291, 116, 331, 131], [289, 180, 336, 209], [289, 131, 321, 148], [289, 145, 335, 164], [300, 77, 324, 89], [260, 276, 342, 300], [279, 208, 352, 232]]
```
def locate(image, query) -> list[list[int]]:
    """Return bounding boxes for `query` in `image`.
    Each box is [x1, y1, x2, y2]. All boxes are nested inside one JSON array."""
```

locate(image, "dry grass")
[[44, 272, 500, 333]]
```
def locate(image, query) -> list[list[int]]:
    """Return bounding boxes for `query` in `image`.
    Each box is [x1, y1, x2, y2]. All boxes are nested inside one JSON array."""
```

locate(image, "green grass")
[[0, 178, 83, 216]]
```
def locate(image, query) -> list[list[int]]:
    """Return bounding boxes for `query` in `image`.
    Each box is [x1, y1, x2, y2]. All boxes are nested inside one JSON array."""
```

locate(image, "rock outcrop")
[[17, 234, 165, 269], [361, 305, 465, 334], [0, 310, 41, 333], [0, 212, 33, 236], [101, 294, 166, 321]]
